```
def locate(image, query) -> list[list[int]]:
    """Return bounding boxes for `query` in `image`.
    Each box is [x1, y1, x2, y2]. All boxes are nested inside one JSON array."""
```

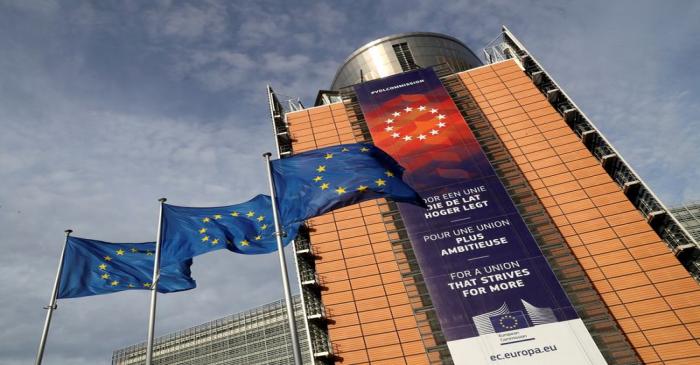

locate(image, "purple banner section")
[[354, 69, 579, 341]]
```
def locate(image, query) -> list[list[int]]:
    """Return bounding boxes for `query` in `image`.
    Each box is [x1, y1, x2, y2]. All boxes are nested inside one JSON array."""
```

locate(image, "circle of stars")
[[198, 210, 270, 248], [97, 247, 154, 289], [384, 105, 447, 142], [498, 314, 520, 330]]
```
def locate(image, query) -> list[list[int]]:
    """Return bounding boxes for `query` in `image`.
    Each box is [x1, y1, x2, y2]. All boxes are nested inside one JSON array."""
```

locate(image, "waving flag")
[[161, 194, 300, 265], [57, 236, 195, 299], [271, 143, 423, 225]]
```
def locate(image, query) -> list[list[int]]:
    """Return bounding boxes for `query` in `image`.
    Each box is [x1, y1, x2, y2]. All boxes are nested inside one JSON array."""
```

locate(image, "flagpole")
[[145, 198, 166, 365], [263, 152, 303, 365], [35, 229, 72, 365]]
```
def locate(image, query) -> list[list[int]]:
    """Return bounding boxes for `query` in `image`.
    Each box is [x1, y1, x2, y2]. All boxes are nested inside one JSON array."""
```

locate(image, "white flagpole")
[[263, 152, 303, 365], [145, 198, 166, 365], [35, 229, 72, 365]]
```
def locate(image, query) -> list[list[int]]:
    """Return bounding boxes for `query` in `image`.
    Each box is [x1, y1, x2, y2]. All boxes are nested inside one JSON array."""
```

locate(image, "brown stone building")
[[268, 28, 700, 365]]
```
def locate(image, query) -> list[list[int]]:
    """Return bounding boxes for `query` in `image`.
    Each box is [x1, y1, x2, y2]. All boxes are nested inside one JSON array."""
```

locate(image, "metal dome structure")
[[330, 32, 482, 90]]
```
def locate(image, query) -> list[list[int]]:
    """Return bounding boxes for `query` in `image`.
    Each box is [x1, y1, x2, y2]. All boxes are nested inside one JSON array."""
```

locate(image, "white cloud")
[[3, 0, 60, 16], [145, 0, 228, 41], [171, 50, 257, 92], [0, 21, 281, 360]]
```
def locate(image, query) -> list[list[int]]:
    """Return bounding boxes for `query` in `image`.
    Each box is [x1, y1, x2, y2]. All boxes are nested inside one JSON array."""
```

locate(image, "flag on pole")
[[270, 143, 423, 225], [161, 194, 300, 264], [57, 236, 196, 299]]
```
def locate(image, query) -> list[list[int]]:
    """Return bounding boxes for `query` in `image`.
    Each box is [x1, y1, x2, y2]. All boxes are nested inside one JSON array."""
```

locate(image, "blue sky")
[[1, 1, 698, 364]]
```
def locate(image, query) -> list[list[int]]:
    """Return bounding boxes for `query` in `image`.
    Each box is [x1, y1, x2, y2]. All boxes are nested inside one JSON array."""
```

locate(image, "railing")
[[294, 236, 312, 254], [482, 32, 514, 64]]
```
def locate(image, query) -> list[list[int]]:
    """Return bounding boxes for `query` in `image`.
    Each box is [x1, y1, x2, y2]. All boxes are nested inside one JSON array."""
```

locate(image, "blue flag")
[[271, 143, 423, 225], [161, 194, 300, 264], [58, 236, 196, 299]]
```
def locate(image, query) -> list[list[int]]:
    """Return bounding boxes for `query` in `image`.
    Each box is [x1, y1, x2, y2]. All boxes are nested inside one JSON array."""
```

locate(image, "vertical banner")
[[354, 69, 606, 365]]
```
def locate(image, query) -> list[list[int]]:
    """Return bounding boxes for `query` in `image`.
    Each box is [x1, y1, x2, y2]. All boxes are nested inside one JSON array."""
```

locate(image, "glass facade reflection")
[[112, 296, 309, 365]]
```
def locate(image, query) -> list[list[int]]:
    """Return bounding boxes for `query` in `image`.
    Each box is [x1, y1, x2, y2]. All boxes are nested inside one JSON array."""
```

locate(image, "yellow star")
[[240, 240, 249, 246], [341, 148, 349, 152], [130, 248, 138, 253], [360, 147, 369, 152], [110, 280, 119, 286], [254, 235, 262, 241], [324, 153, 333, 159], [202, 217, 210, 223], [257, 215, 265, 222], [375, 178, 386, 186], [316, 165, 326, 173], [261, 224, 268, 230], [357, 185, 368, 192], [246, 211, 255, 217], [116, 249, 125, 256], [146, 251, 154, 256], [104, 256, 112, 261], [313, 176, 323, 182], [385, 171, 395, 177], [214, 214, 222, 220], [98, 263, 107, 270], [212, 238, 219, 245], [202, 235, 209, 242], [128, 284, 135, 288], [199, 228, 207, 234], [101, 273, 110, 279], [143, 282, 151, 288], [320, 183, 330, 190], [335, 187, 346, 195], [230, 211, 239, 217]]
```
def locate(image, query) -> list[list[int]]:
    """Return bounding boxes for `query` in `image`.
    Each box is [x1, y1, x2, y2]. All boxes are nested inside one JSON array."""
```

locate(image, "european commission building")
[[116, 28, 700, 365]]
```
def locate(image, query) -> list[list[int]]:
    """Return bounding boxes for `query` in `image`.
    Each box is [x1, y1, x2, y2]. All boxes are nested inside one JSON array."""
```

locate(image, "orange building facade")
[[269, 29, 700, 365]]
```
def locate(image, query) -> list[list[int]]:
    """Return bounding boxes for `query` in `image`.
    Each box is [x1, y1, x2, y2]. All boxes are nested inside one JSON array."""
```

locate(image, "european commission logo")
[[473, 300, 558, 335], [489, 311, 530, 332]]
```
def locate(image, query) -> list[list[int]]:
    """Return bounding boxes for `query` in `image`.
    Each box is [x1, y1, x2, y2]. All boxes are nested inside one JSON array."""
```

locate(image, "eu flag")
[[489, 311, 530, 333], [161, 194, 300, 264], [58, 237, 196, 299], [271, 143, 423, 225]]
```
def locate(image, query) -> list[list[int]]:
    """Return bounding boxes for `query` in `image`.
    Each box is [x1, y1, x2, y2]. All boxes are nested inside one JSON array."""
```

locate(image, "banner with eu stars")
[[161, 194, 300, 264], [354, 68, 606, 364], [57, 236, 196, 299], [270, 143, 423, 226]]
